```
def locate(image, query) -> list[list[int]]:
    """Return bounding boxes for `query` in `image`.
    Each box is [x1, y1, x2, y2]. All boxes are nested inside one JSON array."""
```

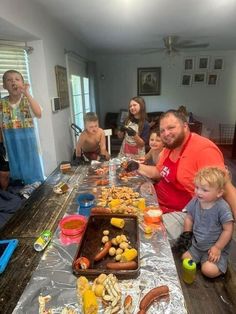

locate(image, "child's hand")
[[208, 245, 221, 263], [19, 83, 30, 96]]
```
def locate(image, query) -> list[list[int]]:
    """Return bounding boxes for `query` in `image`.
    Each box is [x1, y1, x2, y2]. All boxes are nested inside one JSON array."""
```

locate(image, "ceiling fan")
[[141, 35, 209, 55]]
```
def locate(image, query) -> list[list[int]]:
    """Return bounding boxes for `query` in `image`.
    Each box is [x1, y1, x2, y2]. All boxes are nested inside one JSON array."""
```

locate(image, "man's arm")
[[125, 160, 161, 180], [138, 163, 161, 180]]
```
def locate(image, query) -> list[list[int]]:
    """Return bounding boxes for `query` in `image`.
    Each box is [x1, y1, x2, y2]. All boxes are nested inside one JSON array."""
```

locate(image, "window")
[[0, 46, 30, 98], [71, 75, 90, 130]]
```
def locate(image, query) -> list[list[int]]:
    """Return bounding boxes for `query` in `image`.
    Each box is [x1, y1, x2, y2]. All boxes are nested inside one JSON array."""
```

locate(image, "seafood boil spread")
[[14, 160, 186, 314]]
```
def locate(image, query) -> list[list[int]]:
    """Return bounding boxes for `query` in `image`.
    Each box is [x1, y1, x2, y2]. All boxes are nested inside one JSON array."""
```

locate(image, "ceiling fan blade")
[[140, 48, 164, 55], [174, 40, 194, 47], [179, 43, 209, 48]]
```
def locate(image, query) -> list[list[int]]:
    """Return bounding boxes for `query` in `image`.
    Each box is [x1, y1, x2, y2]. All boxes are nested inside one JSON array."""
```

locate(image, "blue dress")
[[0, 96, 44, 184]]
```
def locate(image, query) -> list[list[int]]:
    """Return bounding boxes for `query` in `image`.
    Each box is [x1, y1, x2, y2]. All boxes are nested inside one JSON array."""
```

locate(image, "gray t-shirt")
[[186, 197, 233, 251]]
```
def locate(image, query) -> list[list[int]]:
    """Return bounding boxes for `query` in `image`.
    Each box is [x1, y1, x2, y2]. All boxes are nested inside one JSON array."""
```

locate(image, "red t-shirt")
[[156, 133, 225, 199]]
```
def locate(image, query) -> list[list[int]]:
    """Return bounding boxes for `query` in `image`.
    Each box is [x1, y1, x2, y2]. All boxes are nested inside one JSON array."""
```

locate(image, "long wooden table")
[[0, 164, 86, 314], [0, 162, 233, 314], [1, 162, 187, 313]]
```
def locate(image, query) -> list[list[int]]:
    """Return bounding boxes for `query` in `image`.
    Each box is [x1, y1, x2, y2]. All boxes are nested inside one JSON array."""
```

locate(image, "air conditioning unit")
[[51, 97, 60, 112]]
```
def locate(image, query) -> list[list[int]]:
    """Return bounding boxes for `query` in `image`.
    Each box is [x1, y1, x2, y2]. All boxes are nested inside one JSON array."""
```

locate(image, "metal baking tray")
[[72, 214, 140, 279]]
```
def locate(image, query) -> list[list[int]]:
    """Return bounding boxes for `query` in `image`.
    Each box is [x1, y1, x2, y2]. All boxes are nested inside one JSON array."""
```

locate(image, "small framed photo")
[[193, 73, 206, 84], [213, 57, 224, 70], [55, 65, 70, 109], [137, 67, 161, 96], [207, 73, 218, 86], [181, 73, 192, 86], [184, 57, 195, 71], [197, 56, 210, 70]]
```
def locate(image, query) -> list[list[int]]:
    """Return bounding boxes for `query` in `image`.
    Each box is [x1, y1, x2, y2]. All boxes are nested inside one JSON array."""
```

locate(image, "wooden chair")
[[104, 129, 112, 155]]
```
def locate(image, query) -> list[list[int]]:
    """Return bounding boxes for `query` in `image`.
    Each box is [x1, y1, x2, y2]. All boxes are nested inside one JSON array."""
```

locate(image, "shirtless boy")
[[76, 112, 110, 162]]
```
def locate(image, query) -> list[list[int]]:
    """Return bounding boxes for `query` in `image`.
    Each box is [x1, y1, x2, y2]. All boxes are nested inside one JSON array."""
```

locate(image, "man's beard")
[[162, 131, 186, 149]]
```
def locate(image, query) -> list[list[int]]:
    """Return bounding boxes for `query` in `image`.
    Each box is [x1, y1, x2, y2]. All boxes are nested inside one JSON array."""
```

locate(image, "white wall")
[[95, 50, 236, 141], [0, 0, 89, 175]]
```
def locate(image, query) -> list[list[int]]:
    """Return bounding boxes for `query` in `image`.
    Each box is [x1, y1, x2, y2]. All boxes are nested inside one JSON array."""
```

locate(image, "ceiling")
[[3, 0, 236, 54]]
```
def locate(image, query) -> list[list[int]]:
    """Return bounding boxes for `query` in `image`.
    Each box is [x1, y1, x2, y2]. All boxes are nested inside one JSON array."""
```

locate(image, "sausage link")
[[139, 285, 169, 311], [106, 261, 137, 270], [137, 310, 146, 314], [94, 241, 112, 261], [91, 207, 111, 214]]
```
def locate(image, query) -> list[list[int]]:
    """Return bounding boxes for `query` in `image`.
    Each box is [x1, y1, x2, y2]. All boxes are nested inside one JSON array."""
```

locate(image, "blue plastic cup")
[[78, 206, 92, 217], [77, 193, 95, 217]]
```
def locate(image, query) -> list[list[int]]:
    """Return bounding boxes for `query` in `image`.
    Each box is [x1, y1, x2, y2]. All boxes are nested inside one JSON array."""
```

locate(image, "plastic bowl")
[[77, 193, 95, 208], [144, 207, 163, 224], [59, 214, 87, 236]]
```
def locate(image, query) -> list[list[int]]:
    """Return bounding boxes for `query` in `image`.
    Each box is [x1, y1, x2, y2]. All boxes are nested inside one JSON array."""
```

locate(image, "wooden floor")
[[172, 250, 235, 314]]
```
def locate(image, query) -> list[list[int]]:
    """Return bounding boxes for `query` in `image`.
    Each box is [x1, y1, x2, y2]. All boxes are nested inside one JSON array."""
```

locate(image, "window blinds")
[[0, 46, 30, 98]]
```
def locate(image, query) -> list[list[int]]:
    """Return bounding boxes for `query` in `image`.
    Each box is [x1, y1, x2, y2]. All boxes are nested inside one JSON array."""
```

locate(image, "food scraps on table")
[[96, 186, 144, 215], [53, 182, 69, 194], [118, 171, 136, 181], [95, 179, 109, 186], [94, 167, 108, 175], [76, 273, 125, 314]]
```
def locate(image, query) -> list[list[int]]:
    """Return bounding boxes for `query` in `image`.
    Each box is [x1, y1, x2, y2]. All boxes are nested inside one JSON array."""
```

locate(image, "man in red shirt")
[[126, 110, 236, 239]]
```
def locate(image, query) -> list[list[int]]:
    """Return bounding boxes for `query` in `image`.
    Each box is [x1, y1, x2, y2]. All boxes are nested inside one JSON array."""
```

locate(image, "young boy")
[[0, 70, 44, 185], [76, 112, 110, 162], [182, 167, 234, 278], [144, 129, 163, 165]]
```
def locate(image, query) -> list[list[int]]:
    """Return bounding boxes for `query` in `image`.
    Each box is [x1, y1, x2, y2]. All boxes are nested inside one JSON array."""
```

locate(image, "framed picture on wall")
[[137, 67, 161, 96], [181, 73, 192, 86], [197, 56, 210, 70], [193, 73, 206, 84], [213, 57, 224, 70], [207, 73, 218, 86], [55, 65, 70, 109], [183, 57, 195, 71]]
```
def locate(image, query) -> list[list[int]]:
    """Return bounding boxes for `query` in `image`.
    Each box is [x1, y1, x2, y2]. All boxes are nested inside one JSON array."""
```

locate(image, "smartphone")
[[0, 239, 18, 273]]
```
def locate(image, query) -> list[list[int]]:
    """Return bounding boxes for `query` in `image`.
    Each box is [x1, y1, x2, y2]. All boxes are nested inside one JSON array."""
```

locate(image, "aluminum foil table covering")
[[13, 161, 187, 314]]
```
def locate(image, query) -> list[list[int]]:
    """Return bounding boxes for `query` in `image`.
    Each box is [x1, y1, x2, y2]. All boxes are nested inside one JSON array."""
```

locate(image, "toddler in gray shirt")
[[182, 166, 234, 278]]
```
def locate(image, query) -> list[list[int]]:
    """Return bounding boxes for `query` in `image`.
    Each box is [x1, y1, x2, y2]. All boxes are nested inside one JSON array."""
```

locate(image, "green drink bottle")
[[182, 258, 196, 284]]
